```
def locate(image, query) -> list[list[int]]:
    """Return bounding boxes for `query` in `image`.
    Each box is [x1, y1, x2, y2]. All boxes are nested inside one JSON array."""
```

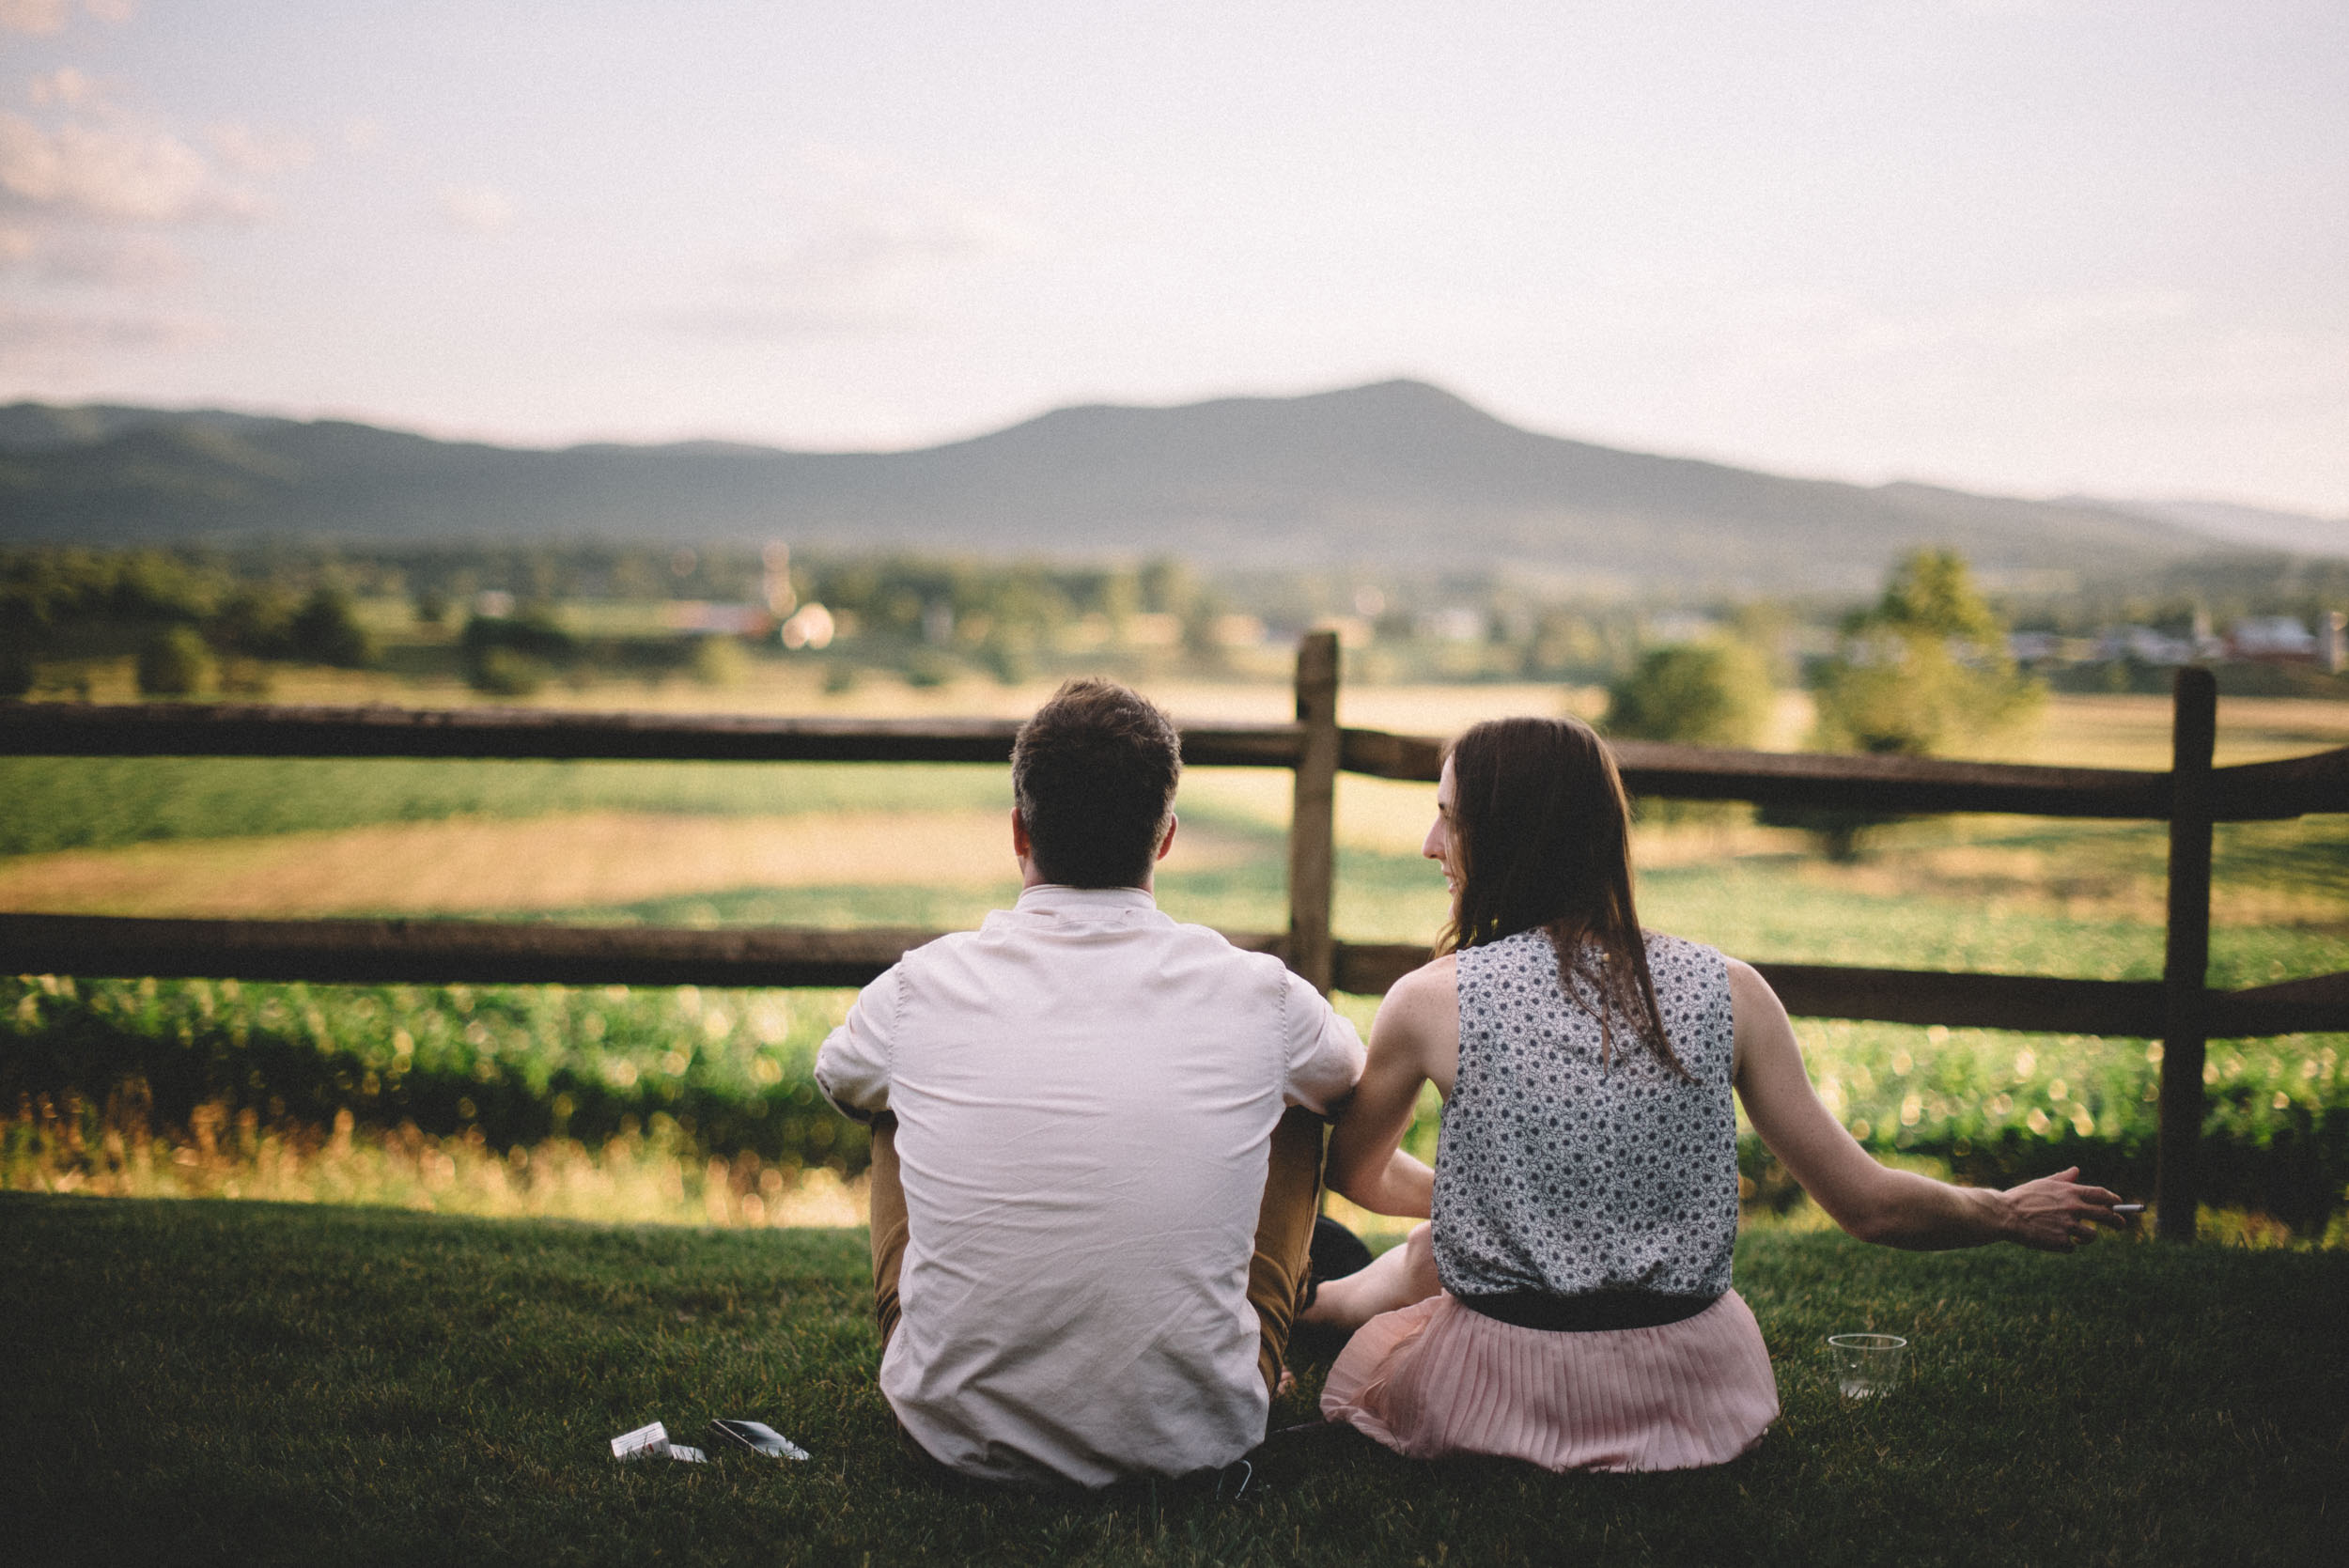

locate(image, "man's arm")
[[814, 967, 901, 1124], [1278, 967, 1368, 1117]]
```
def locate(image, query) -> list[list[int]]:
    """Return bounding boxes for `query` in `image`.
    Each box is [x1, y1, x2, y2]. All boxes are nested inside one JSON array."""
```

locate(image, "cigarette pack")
[[611, 1421, 670, 1460]]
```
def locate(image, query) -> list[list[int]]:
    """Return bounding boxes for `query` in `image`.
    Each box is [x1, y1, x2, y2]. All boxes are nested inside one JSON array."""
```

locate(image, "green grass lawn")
[[10, 812, 2346, 1229], [6, 747, 2343, 1231], [6, 1193, 2343, 1567], [569, 834, 2342, 990], [0, 756, 1021, 857]]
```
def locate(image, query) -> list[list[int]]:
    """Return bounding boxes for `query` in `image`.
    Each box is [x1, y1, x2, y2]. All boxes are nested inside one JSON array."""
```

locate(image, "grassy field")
[[0, 755, 1021, 858], [12, 963, 2341, 1237], [5, 682, 2344, 1234], [6, 683, 2343, 1559], [4, 683, 2342, 1224], [8, 684, 2347, 855], [6, 1192, 2343, 1568]]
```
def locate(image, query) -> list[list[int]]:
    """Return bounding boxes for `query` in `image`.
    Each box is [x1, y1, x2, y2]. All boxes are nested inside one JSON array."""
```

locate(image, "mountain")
[[2099, 498, 2347, 559], [0, 380, 2280, 592]]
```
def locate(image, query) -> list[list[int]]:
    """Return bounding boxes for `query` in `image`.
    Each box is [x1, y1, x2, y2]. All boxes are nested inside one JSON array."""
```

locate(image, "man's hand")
[[1999, 1166, 2126, 1252]]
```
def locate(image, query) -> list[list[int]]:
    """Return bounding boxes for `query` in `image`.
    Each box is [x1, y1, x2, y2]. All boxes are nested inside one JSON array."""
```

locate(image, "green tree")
[[0, 635, 35, 698], [1781, 551, 2043, 860], [0, 579, 43, 697], [1811, 550, 2041, 757], [1137, 558, 1196, 616], [460, 610, 574, 694], [136, 626, 216, 697], [210, 585, 299, 659], [1604, 640, 1773, 749], [288, 587, 375, 667], [976, 625, 1036, 685]]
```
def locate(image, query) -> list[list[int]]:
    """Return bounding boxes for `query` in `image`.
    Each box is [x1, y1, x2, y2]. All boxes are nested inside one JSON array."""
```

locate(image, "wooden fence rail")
[[11, 912, 2340, 1038], [0, 701, 1308, 769], [11, 699, 2342, 819], [4, 646, 2346, 1240]]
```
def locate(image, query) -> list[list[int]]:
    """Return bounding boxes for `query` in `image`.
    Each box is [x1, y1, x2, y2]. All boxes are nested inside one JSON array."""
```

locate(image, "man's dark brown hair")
[[1011, 677, 1182, 888]]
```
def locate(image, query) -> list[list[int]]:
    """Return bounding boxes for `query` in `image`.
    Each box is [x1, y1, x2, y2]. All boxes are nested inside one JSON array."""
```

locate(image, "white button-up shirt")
[[815, 883, 1366, 1485]]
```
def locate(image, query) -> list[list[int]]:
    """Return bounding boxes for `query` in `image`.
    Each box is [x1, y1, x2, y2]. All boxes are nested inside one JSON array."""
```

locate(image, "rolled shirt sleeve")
[[1278, 969, 1367, 1115], [814, 967, 900, 1123]]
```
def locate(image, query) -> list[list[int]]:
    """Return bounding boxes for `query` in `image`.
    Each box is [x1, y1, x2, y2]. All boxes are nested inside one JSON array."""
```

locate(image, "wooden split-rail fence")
[[4, 633, 2345, 1241]]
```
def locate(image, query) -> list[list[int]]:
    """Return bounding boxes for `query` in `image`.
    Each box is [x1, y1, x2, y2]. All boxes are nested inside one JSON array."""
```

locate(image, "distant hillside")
[[2104, 498, 2347, 559], [0, 380, 2283, 592]]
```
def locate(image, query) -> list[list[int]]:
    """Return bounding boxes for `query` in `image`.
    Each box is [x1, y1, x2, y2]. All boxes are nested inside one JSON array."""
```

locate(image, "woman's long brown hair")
[[1438, 716, 1688, 1078]]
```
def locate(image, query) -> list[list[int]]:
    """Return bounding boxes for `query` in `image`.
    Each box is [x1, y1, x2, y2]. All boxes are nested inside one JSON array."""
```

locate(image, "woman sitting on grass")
[[1302, 715, 2123, 1472]]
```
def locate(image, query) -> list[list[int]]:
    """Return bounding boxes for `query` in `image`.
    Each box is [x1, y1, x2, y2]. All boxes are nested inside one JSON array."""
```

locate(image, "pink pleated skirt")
[[1319, 1289, 1779, 1473]]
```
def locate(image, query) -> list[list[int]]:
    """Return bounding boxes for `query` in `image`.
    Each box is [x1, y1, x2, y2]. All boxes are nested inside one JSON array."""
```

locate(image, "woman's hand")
[[1996, 1166, 2127, 1252]]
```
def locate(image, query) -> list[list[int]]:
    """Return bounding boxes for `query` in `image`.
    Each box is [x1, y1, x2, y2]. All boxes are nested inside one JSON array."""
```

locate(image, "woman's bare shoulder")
[[1377, 953, 1458, 1035], [1722, 955, 1783, 1008], [1389, 952, 1457, 1001]]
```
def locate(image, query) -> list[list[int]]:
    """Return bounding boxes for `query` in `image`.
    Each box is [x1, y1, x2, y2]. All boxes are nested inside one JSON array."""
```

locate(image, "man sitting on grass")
[[816, 677, 1389, 1486]]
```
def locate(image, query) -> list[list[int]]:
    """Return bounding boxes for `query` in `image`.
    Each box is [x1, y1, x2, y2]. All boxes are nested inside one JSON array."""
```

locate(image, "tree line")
[[3, 550, 375, 698], [6, 540, 2338, 722]]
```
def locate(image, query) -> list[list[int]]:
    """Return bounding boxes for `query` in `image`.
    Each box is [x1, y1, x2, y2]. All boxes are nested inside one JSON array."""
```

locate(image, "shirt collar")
[[1012, 883, 1160, 921]]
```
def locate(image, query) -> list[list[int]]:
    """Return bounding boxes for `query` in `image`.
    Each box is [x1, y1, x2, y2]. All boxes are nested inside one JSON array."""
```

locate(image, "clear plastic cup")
[[1828, 1333, 1908, 1400]]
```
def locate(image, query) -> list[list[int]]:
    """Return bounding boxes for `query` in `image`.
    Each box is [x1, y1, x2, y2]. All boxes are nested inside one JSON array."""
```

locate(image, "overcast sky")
[[2, 1, 2343, 514]]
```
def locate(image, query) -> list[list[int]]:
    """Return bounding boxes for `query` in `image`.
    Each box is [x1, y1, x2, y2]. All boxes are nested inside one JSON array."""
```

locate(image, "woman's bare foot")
[[1298, 1223, 1441, 1331]]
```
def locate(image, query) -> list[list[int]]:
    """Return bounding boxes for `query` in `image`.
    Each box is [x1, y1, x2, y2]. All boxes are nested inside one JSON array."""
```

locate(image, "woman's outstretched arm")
[[1324, 955, 1454, 1219], [1729, 959, 2124, 1251]]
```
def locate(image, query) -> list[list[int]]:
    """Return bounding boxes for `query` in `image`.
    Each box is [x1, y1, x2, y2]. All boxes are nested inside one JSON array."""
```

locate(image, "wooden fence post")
[[2156, 667, 2217, 1242], [1287, 629, 1341, 994]]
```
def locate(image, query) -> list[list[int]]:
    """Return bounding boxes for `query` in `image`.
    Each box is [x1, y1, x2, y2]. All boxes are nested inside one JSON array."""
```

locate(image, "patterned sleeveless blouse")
[[1431, 927, 1739, 1300]]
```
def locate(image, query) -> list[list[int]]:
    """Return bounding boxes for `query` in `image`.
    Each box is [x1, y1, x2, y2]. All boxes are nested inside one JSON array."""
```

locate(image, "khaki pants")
[[867, 1105, 1328, 1396]]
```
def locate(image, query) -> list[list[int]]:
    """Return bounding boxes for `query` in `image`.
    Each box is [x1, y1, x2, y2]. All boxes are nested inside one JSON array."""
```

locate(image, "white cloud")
[[744, 207, 1020, 295], [1734, 287, 2201, 365], [665, 179, 1031, 339], [28, 67, 105, 107], [0, 87, 303, 366], [655, 143, 1034, 338], [4, 226, 184, 285], [208, 121, 314, 178], [0, 111, 259, 224], [0, 0, 68, 36], [436, 182, 511, 234], [0, 0, 133, 36], [0, 302, 216, 362], [1560, 283, 2206, 384], [660, 300, 921, 338]]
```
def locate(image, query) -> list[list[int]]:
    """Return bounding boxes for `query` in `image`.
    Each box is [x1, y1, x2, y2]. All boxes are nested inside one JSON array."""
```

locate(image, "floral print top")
[[1432, 926, 1739, 1300]]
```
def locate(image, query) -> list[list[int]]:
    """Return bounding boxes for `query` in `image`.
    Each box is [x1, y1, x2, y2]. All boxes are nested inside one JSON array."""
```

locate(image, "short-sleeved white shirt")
[[815, 883, 1365, 1486]]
